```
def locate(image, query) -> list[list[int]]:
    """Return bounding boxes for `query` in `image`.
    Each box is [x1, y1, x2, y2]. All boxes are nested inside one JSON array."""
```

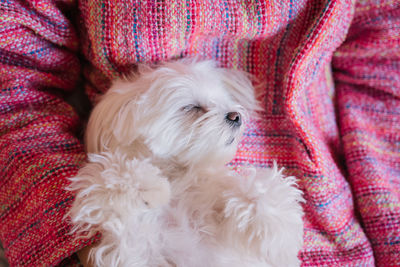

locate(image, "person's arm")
[[332, 1, 400, 265], [0, 1, 98, 265], [77, 243, 96, 267]]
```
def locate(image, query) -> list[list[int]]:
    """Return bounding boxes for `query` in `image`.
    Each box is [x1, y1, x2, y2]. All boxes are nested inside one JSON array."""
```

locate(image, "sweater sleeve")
[[0, 1, 97, 266], [332, 1, 400, 265]]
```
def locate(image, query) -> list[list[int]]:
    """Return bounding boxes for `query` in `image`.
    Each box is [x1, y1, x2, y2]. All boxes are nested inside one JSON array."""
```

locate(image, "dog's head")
[[86, 60, 257, 167]]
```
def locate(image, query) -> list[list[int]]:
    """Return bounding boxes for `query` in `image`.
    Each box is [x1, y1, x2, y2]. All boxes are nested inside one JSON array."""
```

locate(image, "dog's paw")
[[222, 164, 304, 266], [67, 152, 172, 267], [126, 157, 171, 209], [67, 152, 171, 233]]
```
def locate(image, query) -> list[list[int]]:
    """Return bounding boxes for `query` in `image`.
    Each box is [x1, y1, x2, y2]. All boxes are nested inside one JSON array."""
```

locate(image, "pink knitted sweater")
[[1, 0, 399, 266]]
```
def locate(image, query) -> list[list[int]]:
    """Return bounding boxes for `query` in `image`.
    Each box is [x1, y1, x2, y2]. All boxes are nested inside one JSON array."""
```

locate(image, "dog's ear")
[[85, 79, 142, 153], [219, 68, 260, 114]]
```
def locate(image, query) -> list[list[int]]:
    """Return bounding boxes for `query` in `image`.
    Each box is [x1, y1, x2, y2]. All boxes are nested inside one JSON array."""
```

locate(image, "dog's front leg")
[[67, 152, 171, 267], [216, 165, 304, 266]]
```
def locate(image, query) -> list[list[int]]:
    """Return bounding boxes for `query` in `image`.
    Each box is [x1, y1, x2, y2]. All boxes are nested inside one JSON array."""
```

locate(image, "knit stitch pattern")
[[0, 0, 399, 266]]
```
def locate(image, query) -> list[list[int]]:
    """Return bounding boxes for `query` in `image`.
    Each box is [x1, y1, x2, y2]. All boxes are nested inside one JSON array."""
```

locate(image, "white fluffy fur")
[[67, 60, 304, 267]]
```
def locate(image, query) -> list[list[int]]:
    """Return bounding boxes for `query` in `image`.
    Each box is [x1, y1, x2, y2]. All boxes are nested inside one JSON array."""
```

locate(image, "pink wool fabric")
[[1, 0, 400, 266]]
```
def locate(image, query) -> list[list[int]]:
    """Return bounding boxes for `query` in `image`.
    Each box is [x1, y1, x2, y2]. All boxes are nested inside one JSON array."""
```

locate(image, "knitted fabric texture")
[[0, 0, 399, 266]]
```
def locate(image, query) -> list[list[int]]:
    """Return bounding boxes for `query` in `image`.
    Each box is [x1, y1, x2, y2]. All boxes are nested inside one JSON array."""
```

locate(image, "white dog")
[[67, 60, 304, 267]]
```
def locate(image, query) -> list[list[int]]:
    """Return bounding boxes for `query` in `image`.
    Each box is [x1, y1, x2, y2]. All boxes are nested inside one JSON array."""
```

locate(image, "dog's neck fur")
[[152, 157, 189, 179], [122, 137, 221, 182]]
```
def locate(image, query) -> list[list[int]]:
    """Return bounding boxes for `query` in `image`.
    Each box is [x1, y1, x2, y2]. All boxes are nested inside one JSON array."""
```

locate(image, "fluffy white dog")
[[67, 60, 304, 267]]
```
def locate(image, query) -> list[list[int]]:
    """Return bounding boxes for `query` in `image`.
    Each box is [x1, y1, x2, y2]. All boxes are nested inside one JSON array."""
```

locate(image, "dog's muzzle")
[[225, 112, 242, 128]]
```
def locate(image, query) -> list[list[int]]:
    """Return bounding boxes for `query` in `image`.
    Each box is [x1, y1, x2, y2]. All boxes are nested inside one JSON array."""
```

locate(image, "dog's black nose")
[[225, 112, 242, 127]]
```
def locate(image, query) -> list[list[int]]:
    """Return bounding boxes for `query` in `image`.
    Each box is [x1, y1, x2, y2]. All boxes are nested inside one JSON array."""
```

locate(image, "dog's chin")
[[177, 140, 240, 168]]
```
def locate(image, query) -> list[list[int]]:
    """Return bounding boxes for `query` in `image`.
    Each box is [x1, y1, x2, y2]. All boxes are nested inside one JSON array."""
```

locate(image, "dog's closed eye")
[[182, 104, 206, 113]]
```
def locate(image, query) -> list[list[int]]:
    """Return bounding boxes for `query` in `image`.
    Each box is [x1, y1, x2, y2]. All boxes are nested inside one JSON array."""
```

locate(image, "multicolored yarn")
[[0, 0, 399, 266]]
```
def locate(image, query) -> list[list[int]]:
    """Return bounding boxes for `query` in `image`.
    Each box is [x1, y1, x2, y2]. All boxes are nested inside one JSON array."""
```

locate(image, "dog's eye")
[[182, 104, 204, 113]]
